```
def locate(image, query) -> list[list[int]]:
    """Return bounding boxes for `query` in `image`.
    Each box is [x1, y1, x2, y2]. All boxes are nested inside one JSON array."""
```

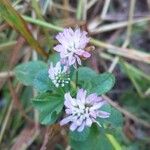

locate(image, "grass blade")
[[0, 0, 48, 58]]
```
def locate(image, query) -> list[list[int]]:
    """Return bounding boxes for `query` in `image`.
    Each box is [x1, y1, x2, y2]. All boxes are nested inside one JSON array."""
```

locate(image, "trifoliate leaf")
[[33, 69, 54, 92], [90, 72, 115, 95], [14, 61, 47, 86], [72, 67, 97, 90], [32, 93, 64, 125]]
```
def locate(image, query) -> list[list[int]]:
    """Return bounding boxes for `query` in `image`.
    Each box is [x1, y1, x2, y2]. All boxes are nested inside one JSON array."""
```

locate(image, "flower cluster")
[[48, 28, 110, 132], [60, 89, 110, 132], [48, 27, 91, 88], [48, 62, 70, 87], [54, 28, 91, 67]]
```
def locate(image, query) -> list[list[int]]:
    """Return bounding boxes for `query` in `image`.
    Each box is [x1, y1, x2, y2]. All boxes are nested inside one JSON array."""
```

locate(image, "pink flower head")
[[54, 28, 91, 67], [60, 89, 110, 132], [48, 62, 70, 87]]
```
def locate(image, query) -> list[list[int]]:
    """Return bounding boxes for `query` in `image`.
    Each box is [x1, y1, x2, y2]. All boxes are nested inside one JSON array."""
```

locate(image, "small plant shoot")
[[15, 28, 123, 149]]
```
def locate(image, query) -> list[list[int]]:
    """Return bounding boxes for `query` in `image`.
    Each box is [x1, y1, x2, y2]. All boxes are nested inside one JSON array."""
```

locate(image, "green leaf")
[[72, 67, 97, 89], [90, 73, 115, 95], [108, 107, 123, 127], [69, 127, 90, 142], [15, 61, 47, 86], [77, 67, 97, 81], [32, 93, 64, 125], [97, 104, 123, 128], [32, 93, 53, 111], [70, 125, 113, 150], [0, 0, 48, 57], [39, 110, 58, 125], [33, 69, 54, 92], [100, 103, 111, 113]]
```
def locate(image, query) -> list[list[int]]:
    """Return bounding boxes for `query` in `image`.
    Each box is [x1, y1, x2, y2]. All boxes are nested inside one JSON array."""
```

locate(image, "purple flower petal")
[[60, 89, 110, 132], [64, 99, 73, 108], [98, 111, 110, 118], [77, 121, 86, 132], [60, 115, 72, 125], [65, 93, 77, 106], [86, 118, 92, 127], [75, 55, 82, 65], [70, 122, 78, 131], [86, 93, 97, 103], [76, 116, 84, 126], [53, 44, 64, 52], [90, 101, 106, 111], [76, 89, 84, 99], [76, 89, 86, 103], [65, 108, 72, 114], [89, 111, 97, 118], [82, 51, 91, 58]]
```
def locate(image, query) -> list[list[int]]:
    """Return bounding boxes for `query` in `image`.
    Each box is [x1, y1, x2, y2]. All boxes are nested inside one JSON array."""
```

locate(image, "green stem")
[[75, 65, 79, 88], [22, 15, 63, 32], [76, 0, 83, 20], [60, 87, 65, 95], [106, 134, 122, 150]]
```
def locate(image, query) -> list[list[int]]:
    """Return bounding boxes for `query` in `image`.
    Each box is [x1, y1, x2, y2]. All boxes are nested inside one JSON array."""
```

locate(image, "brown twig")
[[0, 23, 9, 32], [102, 13, 150, 21], [52, 2, 76, 13], [91, 38, 150, 64], [40, 127, 50, 150], [8, 80, 34, 124], [11, 124, 40, 150], [0, 101, 13, 144], [40, 124, 62, 150], [108, 0, 136, 72], [89, 17, 150, 34], [0, 71, 14, 78], [9, 37, 26, 69]]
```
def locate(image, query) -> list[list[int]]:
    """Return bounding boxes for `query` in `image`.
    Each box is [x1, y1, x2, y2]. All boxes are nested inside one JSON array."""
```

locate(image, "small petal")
[[65, 108, 72, 114], [77, 121, 86, 132], [89, 111, 97, 118], [76, 99, 85, 109], [86, 93, 97, 103], [65, 93, 77, 106], [60, 116, 72, 125], [98, 111, 110, 118], [86, 118, 92, 127], [76, 89, 87, 103], [68, 54, 76, 66], [70, 122, 78, 131], [75, 55, 82, 65], [53, 44, 64, 52], [76, 89, 84, 99], [90, 101, 106, 111], [76, 115, 84, 126], [64, 99, 73, 108], [64, 93, 72, 101], [82, 51, 91, 58]]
